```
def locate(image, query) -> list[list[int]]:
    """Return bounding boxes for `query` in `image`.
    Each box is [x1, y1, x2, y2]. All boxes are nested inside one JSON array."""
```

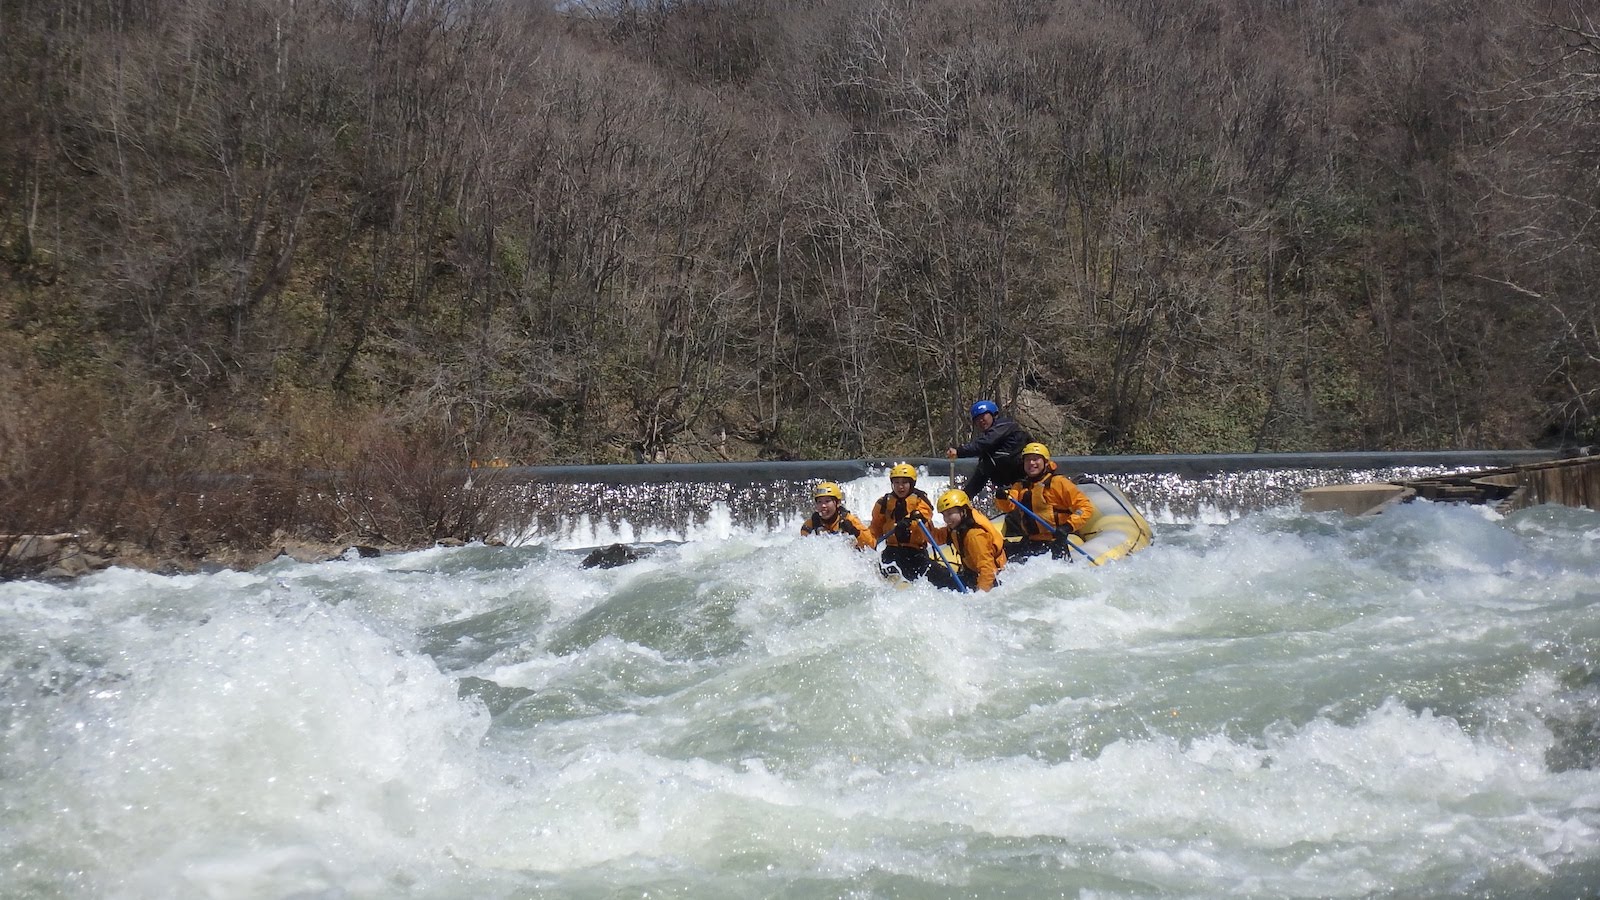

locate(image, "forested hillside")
[[3, 0, 1597, 497]]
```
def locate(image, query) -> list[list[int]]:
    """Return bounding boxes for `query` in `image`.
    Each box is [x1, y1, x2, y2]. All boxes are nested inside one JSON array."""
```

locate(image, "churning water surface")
[[4, 469, 1600, 899]]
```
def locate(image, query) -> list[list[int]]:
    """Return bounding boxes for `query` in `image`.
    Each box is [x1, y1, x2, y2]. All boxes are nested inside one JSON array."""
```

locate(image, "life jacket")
[[804, 508, 864, 538], [875, 488, 932, 545], [1015, 470, 1068, 540], [940, 509, 1006, 590], [1008, 463, 1096, 541]]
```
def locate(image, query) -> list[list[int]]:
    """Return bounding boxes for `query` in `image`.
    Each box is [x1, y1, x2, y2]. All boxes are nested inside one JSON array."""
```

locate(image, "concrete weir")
[[483, 450, 1574, 537], [1301, 450, 1600, 516]]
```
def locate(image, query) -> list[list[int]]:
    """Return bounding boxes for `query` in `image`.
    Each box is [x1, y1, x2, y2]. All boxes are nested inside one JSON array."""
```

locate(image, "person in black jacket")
[[945, 400, 1034, 499], [945, 400, 1033, 541]]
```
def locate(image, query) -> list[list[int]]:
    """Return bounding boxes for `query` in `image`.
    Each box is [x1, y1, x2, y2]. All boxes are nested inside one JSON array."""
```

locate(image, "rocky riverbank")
[[0, 531, 502, 582]]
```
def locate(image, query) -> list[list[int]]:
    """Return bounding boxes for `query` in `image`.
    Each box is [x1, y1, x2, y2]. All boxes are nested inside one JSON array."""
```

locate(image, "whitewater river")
[[4, 466, 1600, 898]]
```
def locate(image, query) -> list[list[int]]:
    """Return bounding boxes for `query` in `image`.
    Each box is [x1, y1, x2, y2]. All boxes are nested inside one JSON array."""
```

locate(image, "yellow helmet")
[[1021, 442, 1051, 459], [813, 482, 844, 501], [889, 462, 917, 482], [936, 489, 971, 512]]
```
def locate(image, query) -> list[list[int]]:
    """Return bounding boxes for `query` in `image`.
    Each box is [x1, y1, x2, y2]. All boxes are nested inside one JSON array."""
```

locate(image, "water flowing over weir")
[[7, 450, 1600, 899], [496, 450, 1563, 547]]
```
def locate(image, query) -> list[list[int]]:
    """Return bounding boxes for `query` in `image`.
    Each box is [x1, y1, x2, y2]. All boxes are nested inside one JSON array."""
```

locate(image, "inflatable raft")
[[1059, 479, 1154, 566], [933, 478, 1153, 574]]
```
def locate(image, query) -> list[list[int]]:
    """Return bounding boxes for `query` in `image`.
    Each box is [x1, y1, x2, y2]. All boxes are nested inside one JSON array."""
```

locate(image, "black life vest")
[[806, 508, 863, 537], [875, 488, 932, 544]]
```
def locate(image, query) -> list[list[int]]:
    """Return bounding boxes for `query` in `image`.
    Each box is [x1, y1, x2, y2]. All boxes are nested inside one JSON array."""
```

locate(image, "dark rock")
[[580, 543, 654, 569]]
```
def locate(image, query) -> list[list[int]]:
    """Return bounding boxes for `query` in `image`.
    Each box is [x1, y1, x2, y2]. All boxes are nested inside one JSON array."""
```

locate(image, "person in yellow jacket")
[[929, 489, 1007, 591], [995, 442, 1097, 561], [800, 482, 874, 549], [866, 463, 937, 581]]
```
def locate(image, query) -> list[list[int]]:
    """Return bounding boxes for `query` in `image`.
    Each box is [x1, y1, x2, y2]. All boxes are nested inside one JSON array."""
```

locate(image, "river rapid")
[[4, 468, 1600, 898]]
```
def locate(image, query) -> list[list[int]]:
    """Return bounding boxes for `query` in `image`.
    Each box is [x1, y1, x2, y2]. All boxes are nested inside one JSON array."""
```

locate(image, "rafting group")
[[799, 400, 1153, 593]]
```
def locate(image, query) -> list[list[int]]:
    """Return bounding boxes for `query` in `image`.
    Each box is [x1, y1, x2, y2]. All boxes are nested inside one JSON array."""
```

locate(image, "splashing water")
[[4, 469, 1600, 898]]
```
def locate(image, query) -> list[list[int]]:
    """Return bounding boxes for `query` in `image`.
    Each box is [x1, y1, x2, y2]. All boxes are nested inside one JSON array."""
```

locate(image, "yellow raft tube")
[[1060, 479, 1154, 566]]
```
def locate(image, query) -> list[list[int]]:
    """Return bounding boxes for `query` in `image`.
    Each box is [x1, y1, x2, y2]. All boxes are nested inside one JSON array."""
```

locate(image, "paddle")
[[914, 516, 967, 593]]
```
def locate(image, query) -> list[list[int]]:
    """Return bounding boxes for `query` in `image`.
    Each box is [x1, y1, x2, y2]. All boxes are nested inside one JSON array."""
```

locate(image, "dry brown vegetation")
[[0, 363, 518, 576], [2, 0, 1599, 566]]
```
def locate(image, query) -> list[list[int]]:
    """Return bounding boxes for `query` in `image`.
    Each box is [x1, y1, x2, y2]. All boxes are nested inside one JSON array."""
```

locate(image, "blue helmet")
[[970, 400, 999, 420]]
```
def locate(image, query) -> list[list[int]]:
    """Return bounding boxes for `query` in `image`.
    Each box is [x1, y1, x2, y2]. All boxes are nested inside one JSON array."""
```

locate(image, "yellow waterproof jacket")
[[996, 463, 1096, 541], [801, 508, 874, 550], [867, 489, 936, 550], [933, 509, 1007, 591]]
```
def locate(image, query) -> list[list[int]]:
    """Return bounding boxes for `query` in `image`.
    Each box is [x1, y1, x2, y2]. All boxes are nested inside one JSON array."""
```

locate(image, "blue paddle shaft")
[[916, 517, 967, 594]]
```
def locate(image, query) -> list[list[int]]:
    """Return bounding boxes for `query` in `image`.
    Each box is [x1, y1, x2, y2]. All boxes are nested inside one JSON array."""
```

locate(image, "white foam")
[[5, 500, 1600, 897]]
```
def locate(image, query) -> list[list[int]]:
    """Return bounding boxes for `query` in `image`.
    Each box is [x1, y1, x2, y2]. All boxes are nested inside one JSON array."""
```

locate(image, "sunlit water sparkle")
[[4, 468, 1600, 898]]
